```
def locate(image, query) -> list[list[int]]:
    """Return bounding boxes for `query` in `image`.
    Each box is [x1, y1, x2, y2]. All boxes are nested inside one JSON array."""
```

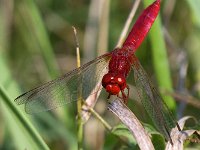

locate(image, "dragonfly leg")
[[121, 91, 128, 104], [107, 94, 111, 99], [121, 85, 129, 104], [106, 85, 130, 104], [126, 84, 130, 98]]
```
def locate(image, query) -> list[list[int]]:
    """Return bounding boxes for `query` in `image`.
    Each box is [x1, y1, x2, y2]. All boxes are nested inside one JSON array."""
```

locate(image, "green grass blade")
[[186, 0, 200, 96], [0, 83, 49, 149], [15, 0, 59, 79], [186, 0, 200, 26], [0, 40, 48, 149], [143, 0, 176, 111], [14, 0, 74, 128]]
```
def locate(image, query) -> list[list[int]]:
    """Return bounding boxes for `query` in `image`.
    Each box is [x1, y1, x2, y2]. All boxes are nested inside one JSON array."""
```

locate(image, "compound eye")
[[106, 84, 120, 95], [102, 73, 114, 88], [115, 75, 125, 85]]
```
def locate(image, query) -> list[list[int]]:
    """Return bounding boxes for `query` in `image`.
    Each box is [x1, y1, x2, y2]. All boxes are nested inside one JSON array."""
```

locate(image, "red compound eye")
[[114, 75, 126, 89], [114, 75, 125, 85], [102, 73, 114, 88], [106, 84, 120, 95]]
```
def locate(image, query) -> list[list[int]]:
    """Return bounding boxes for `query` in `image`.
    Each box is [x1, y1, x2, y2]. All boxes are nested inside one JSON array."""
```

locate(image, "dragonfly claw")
[[116, 85, 129, 105]]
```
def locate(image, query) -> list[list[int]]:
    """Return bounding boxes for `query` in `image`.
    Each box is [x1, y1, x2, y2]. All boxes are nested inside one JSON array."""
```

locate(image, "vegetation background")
[[0, 0, 200, 149]]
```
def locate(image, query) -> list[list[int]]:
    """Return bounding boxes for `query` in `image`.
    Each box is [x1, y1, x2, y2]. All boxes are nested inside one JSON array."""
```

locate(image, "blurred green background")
[[1, 0, 200, 149]]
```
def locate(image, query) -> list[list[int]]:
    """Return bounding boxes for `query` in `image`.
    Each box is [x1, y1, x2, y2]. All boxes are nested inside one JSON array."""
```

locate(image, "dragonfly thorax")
[[102, 73, 127, 95]]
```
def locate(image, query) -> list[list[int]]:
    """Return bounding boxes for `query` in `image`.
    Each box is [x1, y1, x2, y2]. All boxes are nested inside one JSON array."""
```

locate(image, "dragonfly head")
[[102, 73, 127, 95]]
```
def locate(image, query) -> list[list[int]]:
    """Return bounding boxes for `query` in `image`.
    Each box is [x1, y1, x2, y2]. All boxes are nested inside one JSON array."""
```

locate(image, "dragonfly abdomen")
[[122, 0, 160, 51]]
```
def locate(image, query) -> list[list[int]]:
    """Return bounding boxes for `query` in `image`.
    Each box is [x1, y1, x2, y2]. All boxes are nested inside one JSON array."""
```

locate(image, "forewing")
[[131, 54, 177, 141], [15, 53, 111, 114]]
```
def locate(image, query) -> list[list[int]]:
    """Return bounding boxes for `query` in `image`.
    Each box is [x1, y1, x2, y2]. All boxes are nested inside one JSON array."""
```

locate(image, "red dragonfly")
[[15, 0, 180, 143]]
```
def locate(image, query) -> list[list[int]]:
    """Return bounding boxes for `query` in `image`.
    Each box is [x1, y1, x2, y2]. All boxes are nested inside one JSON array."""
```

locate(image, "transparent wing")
[[15, 53, 111, 114], [131, 54, 177, 142]]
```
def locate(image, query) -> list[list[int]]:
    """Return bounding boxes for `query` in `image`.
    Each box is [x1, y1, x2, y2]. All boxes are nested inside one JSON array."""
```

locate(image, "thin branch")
[[164, 91, 200, 109], [116, 0, 141, 48], [82, 100, 112, 131], [72, 26, 83, 150]]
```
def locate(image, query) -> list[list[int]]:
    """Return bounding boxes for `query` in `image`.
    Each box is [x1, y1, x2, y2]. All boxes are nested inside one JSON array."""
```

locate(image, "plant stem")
[[73, 27, 84, 150], [82, 100, 112, 131]]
